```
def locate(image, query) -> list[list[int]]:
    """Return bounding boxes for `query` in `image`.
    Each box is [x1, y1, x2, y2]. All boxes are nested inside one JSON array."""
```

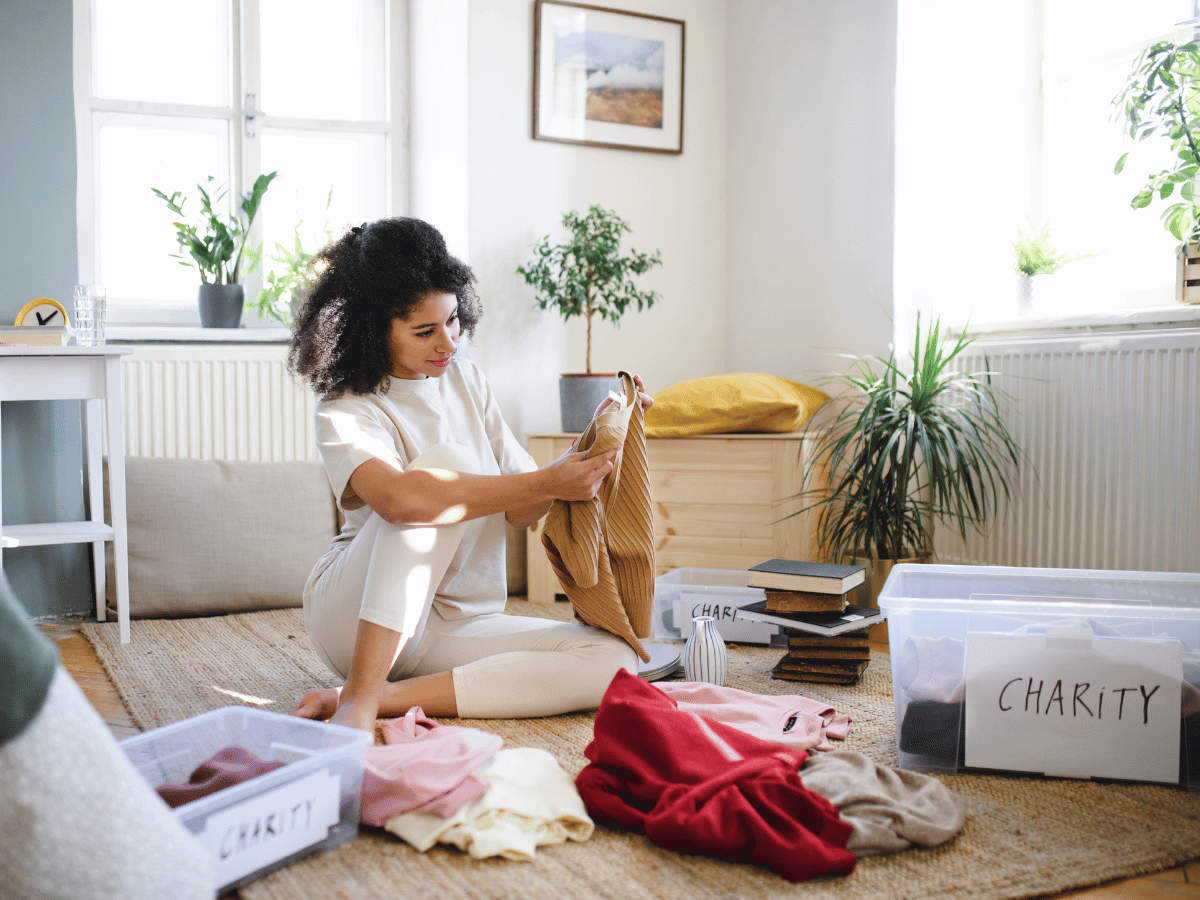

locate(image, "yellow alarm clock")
[[15, 297, 69, 328]]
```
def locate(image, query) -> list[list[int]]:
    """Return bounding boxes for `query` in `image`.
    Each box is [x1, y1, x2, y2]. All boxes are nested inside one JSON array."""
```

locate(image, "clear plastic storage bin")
[[878, 564, 1200, 790], [121, 706, 371, 894], [653, 567, 783, 645]]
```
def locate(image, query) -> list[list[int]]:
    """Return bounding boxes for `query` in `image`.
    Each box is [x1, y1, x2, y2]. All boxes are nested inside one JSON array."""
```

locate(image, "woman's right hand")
[[541, 448, 617, 501]]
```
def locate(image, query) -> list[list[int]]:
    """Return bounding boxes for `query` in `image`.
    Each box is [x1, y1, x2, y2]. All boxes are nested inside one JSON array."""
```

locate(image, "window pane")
[[96, 115, 229, 303], [259, 0, 386, 121], [1041, 0, 1194, 311], [259, 129, 387, 268], [1045, 0, 1192, 67], [94, 0, 231, 107]]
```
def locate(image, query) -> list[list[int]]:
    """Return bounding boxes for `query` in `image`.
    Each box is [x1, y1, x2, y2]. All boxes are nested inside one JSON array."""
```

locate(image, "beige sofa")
[[106, 457, 339, 618], [105, 456, 527, 620]]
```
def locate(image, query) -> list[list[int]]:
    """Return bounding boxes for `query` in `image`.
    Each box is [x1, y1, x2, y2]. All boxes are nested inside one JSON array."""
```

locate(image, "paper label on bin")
[[963, 632, 1181, 783], [198, 767, 342, 886], [677, 591, 778, 644]]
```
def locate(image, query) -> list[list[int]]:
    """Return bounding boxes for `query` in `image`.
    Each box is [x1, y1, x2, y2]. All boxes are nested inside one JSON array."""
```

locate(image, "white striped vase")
[[683, 615, 727, 686]]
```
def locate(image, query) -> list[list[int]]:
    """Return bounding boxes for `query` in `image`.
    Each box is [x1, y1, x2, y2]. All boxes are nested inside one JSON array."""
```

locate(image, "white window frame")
[[72, 0, 410, 328]]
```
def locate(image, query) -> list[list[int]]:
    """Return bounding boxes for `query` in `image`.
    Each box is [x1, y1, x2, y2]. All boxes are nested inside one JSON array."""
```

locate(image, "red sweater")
[[576, 669, 856, 882]]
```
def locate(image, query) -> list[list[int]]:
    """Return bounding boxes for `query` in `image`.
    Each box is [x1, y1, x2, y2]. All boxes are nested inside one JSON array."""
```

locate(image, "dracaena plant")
[[1113, 40, 1200, 245], [517, 205, 662, 374], [798, 314, 1022, 562], [151, 171, 278, 284]]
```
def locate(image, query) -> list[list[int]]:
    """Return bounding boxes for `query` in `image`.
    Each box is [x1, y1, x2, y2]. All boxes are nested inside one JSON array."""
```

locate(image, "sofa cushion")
[[106, 457, 337, 618]]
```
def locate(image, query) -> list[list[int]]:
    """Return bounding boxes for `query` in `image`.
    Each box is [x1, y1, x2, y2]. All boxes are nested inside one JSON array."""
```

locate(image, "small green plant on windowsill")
[[245, 189, 335, 327], [1013, 221, 1074, 276]]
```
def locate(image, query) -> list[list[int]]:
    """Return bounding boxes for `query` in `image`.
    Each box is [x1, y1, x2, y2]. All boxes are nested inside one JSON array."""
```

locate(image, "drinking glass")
[[72, 285, 107, 346]]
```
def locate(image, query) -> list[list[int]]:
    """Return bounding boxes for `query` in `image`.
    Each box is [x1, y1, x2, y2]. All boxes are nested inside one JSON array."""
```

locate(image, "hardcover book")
[[764, 589, 849, 613], [782, 645, 870, 661], [746, 559, 866, 594], [736, 599, 883, 637], [0, 325, 69, 347], [771, 656, 868, 685], [786, 631, 871, 648]]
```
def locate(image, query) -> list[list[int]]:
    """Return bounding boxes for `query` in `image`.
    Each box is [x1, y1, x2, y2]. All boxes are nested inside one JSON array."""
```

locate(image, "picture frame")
[[532, 0, 685, 154]]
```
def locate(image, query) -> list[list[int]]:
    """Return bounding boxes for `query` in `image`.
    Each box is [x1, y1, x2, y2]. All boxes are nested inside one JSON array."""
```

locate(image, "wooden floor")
[[38, 614, 1199, 900]]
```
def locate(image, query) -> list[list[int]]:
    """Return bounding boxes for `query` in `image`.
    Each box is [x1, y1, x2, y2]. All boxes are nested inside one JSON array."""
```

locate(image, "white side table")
[[0, 347, 132, 642]]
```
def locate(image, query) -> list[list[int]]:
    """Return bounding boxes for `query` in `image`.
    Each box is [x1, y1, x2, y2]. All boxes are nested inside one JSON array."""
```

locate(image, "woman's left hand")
[[594, 373, 654, 417]]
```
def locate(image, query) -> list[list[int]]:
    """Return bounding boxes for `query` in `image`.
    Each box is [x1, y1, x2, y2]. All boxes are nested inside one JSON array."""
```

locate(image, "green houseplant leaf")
[[516, 205, 662, 373], [248, 187, 335, 326], [151, 171, 278, 284], [1113, 40, 1200, 249], [796, 314, 1023, 563]]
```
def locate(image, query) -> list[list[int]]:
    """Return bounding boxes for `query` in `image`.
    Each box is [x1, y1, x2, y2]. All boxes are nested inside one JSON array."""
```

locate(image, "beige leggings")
[[304, 443, 637, 718]]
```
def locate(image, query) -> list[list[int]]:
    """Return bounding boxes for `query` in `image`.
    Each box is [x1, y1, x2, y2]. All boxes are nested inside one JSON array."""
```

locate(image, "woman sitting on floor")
[[288, 216, 651, 733]]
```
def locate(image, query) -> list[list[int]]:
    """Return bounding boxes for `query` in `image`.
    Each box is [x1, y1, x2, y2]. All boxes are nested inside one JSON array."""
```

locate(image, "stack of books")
[[736, 559, 878, 686]]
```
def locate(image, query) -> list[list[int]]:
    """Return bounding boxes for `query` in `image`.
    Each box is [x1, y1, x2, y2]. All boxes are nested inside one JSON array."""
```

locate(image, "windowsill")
[[959, 304, 1200, 339], [106, 326, 291, 343]]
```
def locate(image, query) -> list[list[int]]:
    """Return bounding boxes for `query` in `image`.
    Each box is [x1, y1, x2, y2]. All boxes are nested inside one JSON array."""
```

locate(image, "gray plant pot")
[[198, 283, 245, 329], [559, 373, 618, 433]]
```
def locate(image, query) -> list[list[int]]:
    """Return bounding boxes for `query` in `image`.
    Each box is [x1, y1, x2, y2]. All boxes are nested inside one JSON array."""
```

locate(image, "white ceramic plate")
[[637, 642, 682, 681]]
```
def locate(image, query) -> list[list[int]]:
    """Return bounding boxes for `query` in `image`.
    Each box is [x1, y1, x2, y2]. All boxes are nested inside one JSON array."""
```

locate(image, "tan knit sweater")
[[541, 371, 655, 662]]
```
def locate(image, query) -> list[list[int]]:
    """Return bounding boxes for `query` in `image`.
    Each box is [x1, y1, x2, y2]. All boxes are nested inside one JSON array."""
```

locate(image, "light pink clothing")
[[656, 682, 851, 752], [360, 706, 503, 827]]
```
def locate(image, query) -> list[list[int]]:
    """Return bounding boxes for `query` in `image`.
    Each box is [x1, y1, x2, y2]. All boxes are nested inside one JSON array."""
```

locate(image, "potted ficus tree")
[[151, 171, 278, 327], [797, 314, 1023, 607], [1113, 39, 1200, 303], [517, 204, 662, 432]]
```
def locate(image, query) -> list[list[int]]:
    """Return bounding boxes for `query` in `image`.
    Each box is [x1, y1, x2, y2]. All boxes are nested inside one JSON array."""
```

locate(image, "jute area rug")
[[83, 601, 1200, 900]]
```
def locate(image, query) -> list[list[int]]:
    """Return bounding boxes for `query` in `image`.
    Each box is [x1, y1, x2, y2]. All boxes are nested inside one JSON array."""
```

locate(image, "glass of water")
[[72, 285, 107, 346]]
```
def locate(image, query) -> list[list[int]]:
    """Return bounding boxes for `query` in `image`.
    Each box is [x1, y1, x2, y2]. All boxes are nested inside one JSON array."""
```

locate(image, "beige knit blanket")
[[541, 371, 655, 662]]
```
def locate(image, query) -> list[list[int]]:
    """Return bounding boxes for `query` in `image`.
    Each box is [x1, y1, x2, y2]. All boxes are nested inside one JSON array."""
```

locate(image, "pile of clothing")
[[359, 671, 967, 882]]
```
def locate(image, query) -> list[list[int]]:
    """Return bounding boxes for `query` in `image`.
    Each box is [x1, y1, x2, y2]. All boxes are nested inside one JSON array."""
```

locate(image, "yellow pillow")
[[644, 373, 829, 438]]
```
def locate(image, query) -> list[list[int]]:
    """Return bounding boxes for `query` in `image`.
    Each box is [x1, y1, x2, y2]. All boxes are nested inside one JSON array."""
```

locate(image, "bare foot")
[[293, 688, 340, 721], [329, 697, 379, 734]]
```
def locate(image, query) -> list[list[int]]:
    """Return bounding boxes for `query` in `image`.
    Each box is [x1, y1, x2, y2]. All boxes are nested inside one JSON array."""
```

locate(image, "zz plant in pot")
[[797, 314, 1023, 605], [517, 204, 662, 432], [151, 171, 278, 327]]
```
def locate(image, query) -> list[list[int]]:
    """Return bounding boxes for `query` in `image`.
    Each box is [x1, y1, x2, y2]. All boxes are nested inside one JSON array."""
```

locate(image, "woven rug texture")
[[83, 602, 1200, 900]]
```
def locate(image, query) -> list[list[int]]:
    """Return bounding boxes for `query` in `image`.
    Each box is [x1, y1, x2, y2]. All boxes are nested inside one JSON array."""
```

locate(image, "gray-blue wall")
[[1, 0, 92, 618]]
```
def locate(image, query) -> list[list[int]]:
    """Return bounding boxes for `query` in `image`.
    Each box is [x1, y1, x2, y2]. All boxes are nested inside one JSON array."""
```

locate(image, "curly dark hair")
[[288, 217, 481, 398]]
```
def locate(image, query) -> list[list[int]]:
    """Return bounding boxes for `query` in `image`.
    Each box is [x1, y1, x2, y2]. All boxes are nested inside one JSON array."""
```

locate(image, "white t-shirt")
[[309, 358, 537, 619]]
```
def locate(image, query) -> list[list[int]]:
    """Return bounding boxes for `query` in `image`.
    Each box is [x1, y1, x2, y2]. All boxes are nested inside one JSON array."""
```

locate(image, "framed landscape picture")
[[533, 0, 685, 154]]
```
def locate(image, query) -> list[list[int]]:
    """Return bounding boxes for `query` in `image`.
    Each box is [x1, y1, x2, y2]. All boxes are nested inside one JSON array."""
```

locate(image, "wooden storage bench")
[[524, 431, 826, 605]]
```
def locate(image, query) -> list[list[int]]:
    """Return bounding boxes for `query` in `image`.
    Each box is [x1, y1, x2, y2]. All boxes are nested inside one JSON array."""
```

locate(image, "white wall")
[[725, 0, 896, 382], [466, 0, 729, 438], [466, 0, 897, 432]]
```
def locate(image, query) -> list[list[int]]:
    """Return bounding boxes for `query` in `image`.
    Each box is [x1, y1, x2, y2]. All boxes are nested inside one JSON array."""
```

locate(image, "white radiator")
[[938, 327, 1200, 573], [120, 343, 319, 462]]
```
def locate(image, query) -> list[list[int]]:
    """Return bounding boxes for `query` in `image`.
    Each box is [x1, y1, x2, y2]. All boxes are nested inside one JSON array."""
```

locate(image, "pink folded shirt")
[[656, 682, 851, 751], [360, 706, 504, 828]]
